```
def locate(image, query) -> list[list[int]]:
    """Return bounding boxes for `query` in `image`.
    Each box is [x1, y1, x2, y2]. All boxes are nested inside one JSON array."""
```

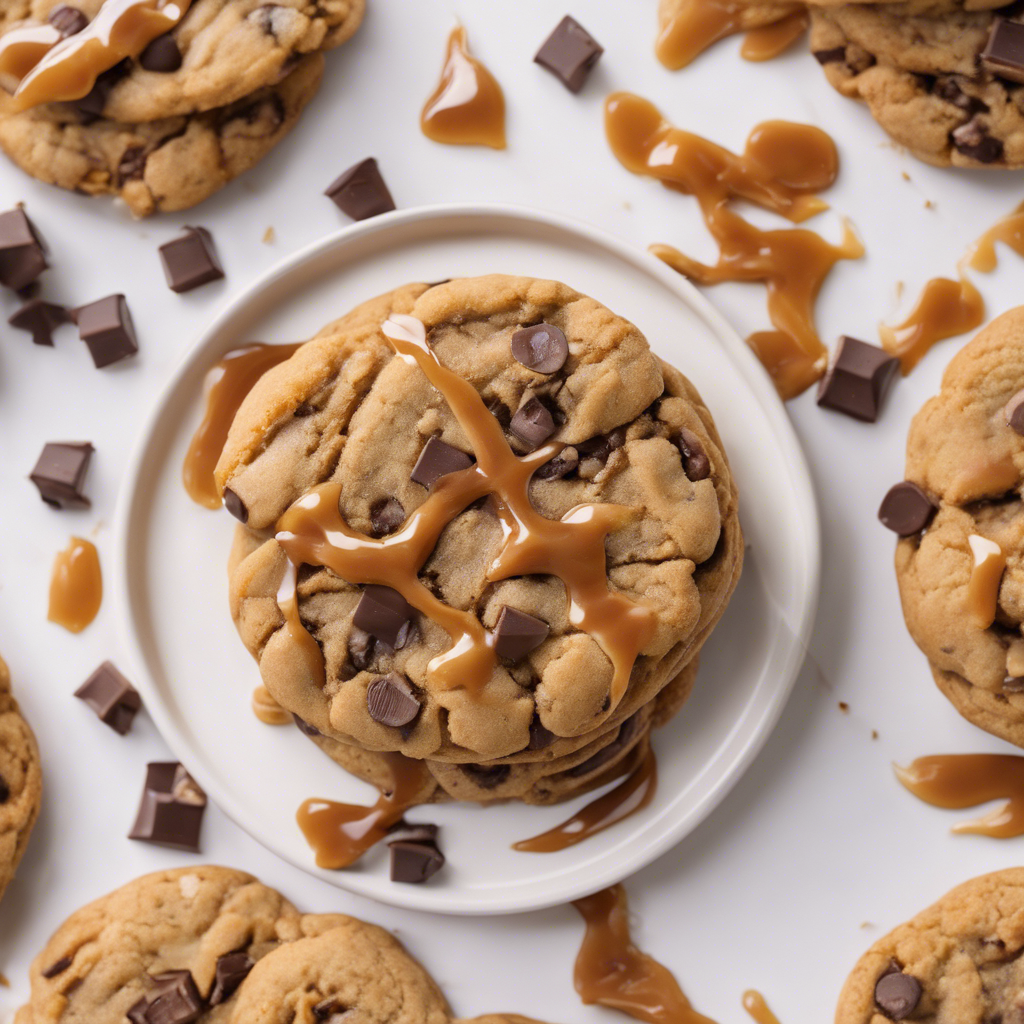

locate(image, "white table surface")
[[3, 2, 1024, 1021]]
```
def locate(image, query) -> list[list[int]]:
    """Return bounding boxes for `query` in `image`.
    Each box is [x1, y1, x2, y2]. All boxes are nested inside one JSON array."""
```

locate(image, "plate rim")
[[112, 201, 821, 916]]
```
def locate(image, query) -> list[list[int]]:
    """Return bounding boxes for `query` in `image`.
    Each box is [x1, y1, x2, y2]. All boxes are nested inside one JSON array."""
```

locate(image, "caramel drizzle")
[[275, 314, 658, 707], [252, 685, 291, 726], [739, 10, 808, 62], [895, 754, 1024, 838], [966, 534, 1006, 629], [605, 92, 862, 400], [183, 343, 302, 510], [573, 884, 719, 1024], [743, 991, 782, 1024], [48, 535, 102, 633], [421, 25, 506, 150], [513, 747, 657, 853]]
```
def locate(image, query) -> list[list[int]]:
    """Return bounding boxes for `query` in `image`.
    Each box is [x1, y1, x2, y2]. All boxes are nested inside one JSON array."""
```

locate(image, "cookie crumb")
[[872, 729, 879, 740], [901, 171, 911, 181], [263, 226, 275, 244], [924, 200, 934, 210], [839, 701, 849, 712]]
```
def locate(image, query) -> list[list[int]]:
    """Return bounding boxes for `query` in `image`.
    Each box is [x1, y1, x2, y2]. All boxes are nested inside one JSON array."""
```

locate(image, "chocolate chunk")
[[29, 441, 93, 508], [325, 157, 396, 220], [387, 821, 439, 844], [461, 763, 510, 788], [878, 482, 938, 536], [673, 428, 710, 481], [982, 18, 1024, 84], [75, 60, 129, 118], [0, 207, 48, 291], [510, 396, 556, 450], [222, 487, 248, 523], [353, 585, 413, 648], [816, 335, 899, 423], [486, 395, 512, 428], [208, 952, 254, 1006], [75, 294, 138, 368], [1005, 388, 1024, 434], [140, 33, 182, 71], [534, 15, 603, 93], [142, 971, 205, 1024], [493, 606, 549, 661], [9, 297, 71, 345], [42, 956, 73, 978], [389, 838, 445, 884], [313, 998, 348, 1020], [568, 713, 641, 777], [1005, 674, 1024, 692], [952, 118, 1004, 163], [410, 436, 473, 488], [48, 4, 88, 35], [813, 46, 847, 64], [293, 713, 322, 737], [933, 78, 987, 116], [75, 660, 142, 734], [534, 446, 578, 480], [578, 428, 626, 463], [367, 672, 421, 728], [128, 997, 150, 1024], [129, 762, 207, 852], [369, 496, 405, 536], [874, 965, 922, 1021], [528, 714, 556, 750], [117, 145, 147, 183], [348, 626, 376, 671], [0, 775, 7, 804], [511, 322, 569, 373], [159, 227, 224, 293]]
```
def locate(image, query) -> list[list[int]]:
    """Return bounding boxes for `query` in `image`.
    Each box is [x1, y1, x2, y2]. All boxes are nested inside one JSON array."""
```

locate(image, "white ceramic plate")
[[113, 204, 819, 916]]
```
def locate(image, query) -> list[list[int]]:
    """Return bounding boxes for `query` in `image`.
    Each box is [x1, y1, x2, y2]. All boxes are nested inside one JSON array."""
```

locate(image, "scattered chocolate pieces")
[[352, 585, 414, 648], [534, 446, 578, 480], [534, 15, 604, 93], [222, 487, 248, 523], [878, 482, 938, 536], [209, 952, 254, 1006], [128, 970, 205, 1024], [367, 672, 421, 728], [511, 323, 569, 373], [461, 763, 510, 788], [369, 496, 406, 536], [874, 964, 922, 1021], [1005, 388, 1024, 435], [981, 18, 1024, 84], [29, 442, 94, 509], [75, 294, 138, 368], [47, 4, 88, 36], [510, 396, 556, 450], [325, 157, 396, 220], [410, 436, 473, 489], [528, 714, 556, 750], [129, 762, 207, 852], [9, 297, 71, 346], [41, 956, 73, 979], [140, 32, 182, 71], [816, 336, 899, 423], [493, 606, 549, 661], [75, 660, 141, 734], [159, 227, 224, 293], [673, 428, 710, 481], [389, 834, 445, 884], [0, 207, 48, 292]]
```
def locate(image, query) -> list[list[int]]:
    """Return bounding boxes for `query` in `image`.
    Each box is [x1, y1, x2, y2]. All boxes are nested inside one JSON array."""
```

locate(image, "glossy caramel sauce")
[[252, 685, 291, 725], [573, 884, 718, 1024], [513, 748, 657, 852], [182, 342, 301, 509], [48, 536, 102, 633], [606, 92, 862, 400], [966, 534, 1006, 629], [740, 11, 808, 61], [276, 560, 327, 693], [6, 0, 191, 110], [421, 26, 505, 149], [296, 753, 429, 868], [275, 314, 658, 708], [965, 203, 1024, 272], [0, 23, 60, 84], [743, 991, 782, 1024], [895, 754, 1024, 838]]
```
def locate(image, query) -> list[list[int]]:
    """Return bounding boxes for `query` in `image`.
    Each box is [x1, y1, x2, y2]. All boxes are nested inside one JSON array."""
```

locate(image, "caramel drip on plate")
[[421, 25, 505, 149], [740, 10, 809, 61], [513, 747, 657, 852], [573, 884, 719, 1024], [296, 753, 429, 868], [895, 754, 1024, 838], [966, 534, 1006, 629], [252, 685, 291, 725], [182, 342, 302, 509], [48, 536, 102, 633], [275, 314, 658, 707], [605, 92, 862, 400], [8, 0, 192, 111], [743, 991, 782, 1024], [964, 202, 1024, 272]]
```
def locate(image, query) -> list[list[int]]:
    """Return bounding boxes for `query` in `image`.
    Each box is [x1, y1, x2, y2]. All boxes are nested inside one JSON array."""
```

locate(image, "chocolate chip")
[[510, 396, 556, 450], [129, 763, 207, 852], [534, 15, 603, 93], [816, 335, 899, 423], [42, 956, 72, 978], [48, 4, 88, 35], [461, 763, 510, 788], [389, 838, 445, 883], [158, 227, 224, 293], [75, 294, 138, 368], [369, 496, 405, 536], [0, 775, 7, 804], [313, 998, 347, 1020], [9, 297, 71, 345], [139, 33, 182, 71], [222, 487, 248, 523], [75, 661, 142, 734], [878, 482, 938, 536], [528, 714, 556, 750], [511, 322, 569, 373], [673, 428, 710, 481], [578, 428, 626, 463], [493, 606, 549, 662], [982, 18, 1024, 84], [486, 395, 512, 428], [0, 207, 48, 291], [813, 46, 847, 64], [353, 585, 413, 648], [952, 118, 1004, 163], [534, 446, 578, 480], [142, 970, 205, 1024], [117, 145, 147, 183], [933, 78, 987, 116], [29, 442, 93, 508], [367, 672, 421, 728], [348, 626, 376, 671], [325, 157, 396, 220], [1006, 675, 1024, 692], [410, 436, 473, 488], [208, 952, 254, 1006], [73, 60, 129, 119], [1005, 388, 1024, 435], [874, 965, 922, 1021], [292, 713, 322, 737]]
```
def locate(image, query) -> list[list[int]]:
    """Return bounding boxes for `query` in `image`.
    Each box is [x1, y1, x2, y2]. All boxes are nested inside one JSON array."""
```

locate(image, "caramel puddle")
[[48, 536, 102, 633], [252, 685, 291, 726], [743, 991, 782, 1024]]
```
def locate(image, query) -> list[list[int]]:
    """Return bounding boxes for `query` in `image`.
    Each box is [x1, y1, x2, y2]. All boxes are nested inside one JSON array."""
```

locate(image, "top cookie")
[[220, 276, 742, 765]]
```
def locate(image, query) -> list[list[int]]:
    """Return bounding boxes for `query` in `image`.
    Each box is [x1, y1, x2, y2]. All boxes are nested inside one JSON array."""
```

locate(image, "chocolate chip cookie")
[[836, 868, 1024, 1023], [811, 4, 1024, 167], [220, 276, 742, 801], [0, 652, 42, 905], [888, 307, 1024, 745]]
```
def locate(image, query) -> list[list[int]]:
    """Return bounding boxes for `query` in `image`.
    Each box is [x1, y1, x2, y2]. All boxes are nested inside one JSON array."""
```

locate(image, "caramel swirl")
[[276, 314, 658, 706]]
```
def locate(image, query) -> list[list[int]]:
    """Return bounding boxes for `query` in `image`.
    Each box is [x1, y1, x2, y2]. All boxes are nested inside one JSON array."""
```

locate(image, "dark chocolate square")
[[75, 661, 141, 734], [159, 226, 225, 293], [75, 294, 138, 368], [9, 297, 70, 345], [816, 336, 899, 423], [534, 16, 604, 93], [29, 442, 94, 508], [0, 207, 48, 291], [325, 157, 396, 220], [129, 762, 206, 852], [982, 19, 1024, 85]]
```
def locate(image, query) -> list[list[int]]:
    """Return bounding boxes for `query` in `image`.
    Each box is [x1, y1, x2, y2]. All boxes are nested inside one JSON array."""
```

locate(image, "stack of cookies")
[[0, 0, 365, 216], [218, 275, 743, 806]]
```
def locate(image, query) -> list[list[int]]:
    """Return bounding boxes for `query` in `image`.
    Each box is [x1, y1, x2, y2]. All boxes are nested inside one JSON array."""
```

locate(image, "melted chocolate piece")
[[158, 227, 224, 293], [29, 442, 93, 508], [534, 445, 578, 480], [461, 763, 511, 788], [952, 118, 1004, 163], [534, 15, 603, 93], [528, 714, 556, 750], [673, 428, 710, 481], [48, 5, 89, 36], [509, 396, 556, 450], [324, 157, 396, 220], [493, 605, 549, 661], [1005, 388, 1024, 435], [816, 335, 899, 422], [813, 46, 847, 64], [878, 482, 938, 536], [369, 496, 405, 536], [208, 952, 254, 1006], [0, 775, 8, 804], [0, 207, 48, 291], [410, 436, 473, 488], [75, 660, 141, 734], [353, 585, 414, 648], [75, 294, 138, 367], [578, 428, 626, 463], [293, 713, 322, 737], [366, 672, 421, 728], [128, 763, 207, 852], [9, 297, 71, 345], [510, 322, 569, 373], [222, 488, 248, 523], [139, 32, 182, 71], [142, 971, 205, 1024]]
